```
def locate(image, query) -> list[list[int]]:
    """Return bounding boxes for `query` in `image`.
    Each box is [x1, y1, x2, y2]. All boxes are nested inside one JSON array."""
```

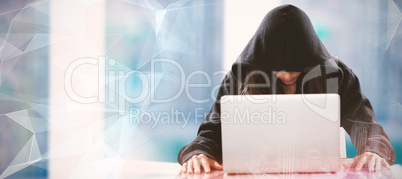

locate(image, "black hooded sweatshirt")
[[177, 4, 395, 165]]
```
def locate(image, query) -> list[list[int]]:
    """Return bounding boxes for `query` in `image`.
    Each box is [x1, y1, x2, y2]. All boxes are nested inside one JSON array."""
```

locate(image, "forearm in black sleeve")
[[177, 72, 238, 165], [339, 68, 395, 165]]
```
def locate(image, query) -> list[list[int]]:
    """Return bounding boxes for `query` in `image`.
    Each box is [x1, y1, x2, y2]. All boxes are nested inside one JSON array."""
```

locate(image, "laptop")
[[220, 94, 341, 174]]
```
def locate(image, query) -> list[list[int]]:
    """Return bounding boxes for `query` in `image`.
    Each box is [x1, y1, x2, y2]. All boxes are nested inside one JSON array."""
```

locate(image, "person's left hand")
[[343, 152, 390, 172]]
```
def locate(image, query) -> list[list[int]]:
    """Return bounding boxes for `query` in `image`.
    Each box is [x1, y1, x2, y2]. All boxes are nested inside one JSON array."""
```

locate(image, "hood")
[[232, 4, 332, 73]]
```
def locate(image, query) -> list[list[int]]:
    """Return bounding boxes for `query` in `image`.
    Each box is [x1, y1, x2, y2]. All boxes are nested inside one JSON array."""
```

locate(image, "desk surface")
[[114, 159, 402, 179]]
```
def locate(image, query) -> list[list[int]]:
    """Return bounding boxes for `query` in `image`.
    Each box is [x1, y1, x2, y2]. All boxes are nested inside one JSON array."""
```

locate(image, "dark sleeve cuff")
[[177, 143, 219, 165]]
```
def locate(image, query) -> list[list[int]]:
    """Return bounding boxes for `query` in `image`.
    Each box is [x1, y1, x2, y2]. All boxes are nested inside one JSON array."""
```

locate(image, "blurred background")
[[0, 0, 401, 178]]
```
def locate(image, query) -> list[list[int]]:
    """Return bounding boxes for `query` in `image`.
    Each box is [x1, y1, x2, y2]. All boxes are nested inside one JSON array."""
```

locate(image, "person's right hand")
[[181, 154, 223, 174]]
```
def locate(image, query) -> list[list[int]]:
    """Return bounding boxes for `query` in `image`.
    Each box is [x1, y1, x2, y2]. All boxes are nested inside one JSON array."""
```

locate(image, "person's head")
[[233, 5, 332, 95]]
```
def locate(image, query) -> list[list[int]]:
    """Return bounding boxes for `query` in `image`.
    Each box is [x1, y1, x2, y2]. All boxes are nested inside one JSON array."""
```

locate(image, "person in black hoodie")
[[178, 4, 396, 174]]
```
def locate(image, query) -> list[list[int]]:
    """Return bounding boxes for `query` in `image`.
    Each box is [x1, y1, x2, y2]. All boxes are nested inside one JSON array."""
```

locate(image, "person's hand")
[[181, 154, 223, 174], [343, 152, 390, 172]]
